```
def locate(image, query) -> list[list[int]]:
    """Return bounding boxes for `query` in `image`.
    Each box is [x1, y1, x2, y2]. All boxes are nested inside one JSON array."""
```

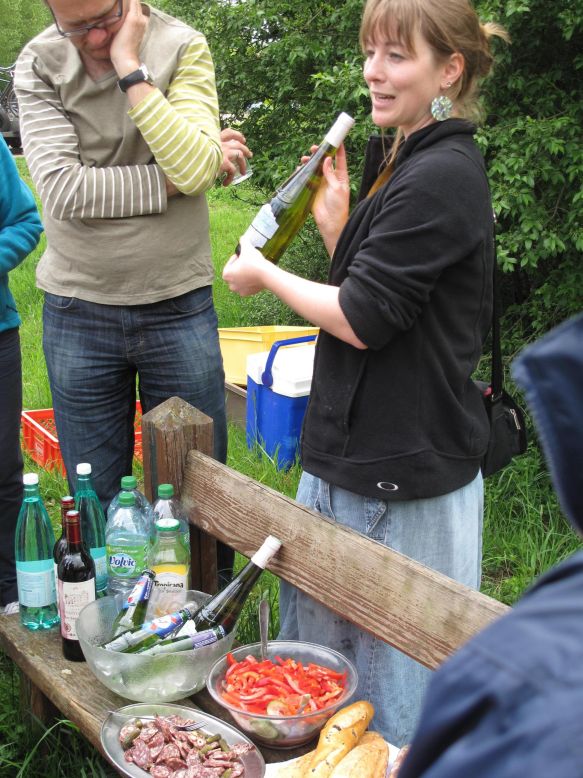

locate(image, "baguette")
[[273, 751, 316, 777], [329, 732, 389, 778], [304, 701, 375, 777]]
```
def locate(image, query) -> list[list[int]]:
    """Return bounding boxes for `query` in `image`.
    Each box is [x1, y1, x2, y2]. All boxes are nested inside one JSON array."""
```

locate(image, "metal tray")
[[101, 702, 266, 777]]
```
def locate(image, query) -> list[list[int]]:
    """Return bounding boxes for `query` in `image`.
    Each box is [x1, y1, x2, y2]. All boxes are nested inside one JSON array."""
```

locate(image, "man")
[[15, 0, 249, 580], [395, 312, 583, 777]]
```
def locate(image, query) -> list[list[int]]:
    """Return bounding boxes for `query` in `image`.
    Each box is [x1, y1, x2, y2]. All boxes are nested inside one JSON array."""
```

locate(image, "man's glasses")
[[51, 0, 123, 38]]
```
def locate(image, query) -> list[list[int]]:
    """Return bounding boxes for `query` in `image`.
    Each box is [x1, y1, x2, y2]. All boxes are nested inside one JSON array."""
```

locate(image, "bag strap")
[[490, 216, 503, 399]]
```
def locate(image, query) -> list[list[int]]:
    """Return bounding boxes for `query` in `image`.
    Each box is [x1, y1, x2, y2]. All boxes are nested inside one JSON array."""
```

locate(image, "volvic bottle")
[[53, 494, 75, 599], [15, 473, 60, 630], [102, 601, 197, 653], [238, 113, 354, 264], [107, 475, 153, 537], [109, 569, 155, 639], [58, 509, 96, 661], [106, 492, 150, 598], [148, 517, 190, 617], [189, 535, 282, 635], [138, 625, 226, 656], [74, 463, 107, 598]]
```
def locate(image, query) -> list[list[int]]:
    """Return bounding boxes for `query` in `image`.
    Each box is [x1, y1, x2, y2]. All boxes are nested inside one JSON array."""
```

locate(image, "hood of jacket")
[[512, 312, 583, 534]]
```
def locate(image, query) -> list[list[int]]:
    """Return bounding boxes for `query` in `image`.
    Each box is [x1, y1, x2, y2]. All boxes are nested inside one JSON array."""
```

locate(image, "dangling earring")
[[431, 95, 453, 121], [431, 82, 453, 121]]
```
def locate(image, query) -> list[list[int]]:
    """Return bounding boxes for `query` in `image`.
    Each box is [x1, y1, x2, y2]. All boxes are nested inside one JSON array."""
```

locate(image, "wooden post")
[[141, 396, 218, 594]]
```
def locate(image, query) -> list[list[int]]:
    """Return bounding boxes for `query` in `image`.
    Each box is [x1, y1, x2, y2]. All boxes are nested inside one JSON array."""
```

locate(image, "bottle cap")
[[158, 483, 174, 498], [251, 535, 282, 569], [155, 517, 180, 532], [23, 473, 39, 486], [325, 112, 355, 148], [76, 463, 92, 475], [119, 492, 136, 506], [121, 475, 137, 490]]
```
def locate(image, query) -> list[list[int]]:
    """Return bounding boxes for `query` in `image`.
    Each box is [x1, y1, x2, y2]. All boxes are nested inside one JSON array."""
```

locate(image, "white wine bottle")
[[238, 112, 355, 264]]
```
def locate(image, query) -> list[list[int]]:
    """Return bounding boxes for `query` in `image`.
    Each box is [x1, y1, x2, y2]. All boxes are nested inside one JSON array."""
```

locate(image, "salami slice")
[[131, 739, 152, 769], [149, 767, 171, 778]]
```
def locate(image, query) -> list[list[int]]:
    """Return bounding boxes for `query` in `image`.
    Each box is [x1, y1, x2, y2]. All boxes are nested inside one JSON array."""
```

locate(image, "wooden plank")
[[181, 450, 509, 670], [0, 616, 125, 754], [141, 396, 218, 595]]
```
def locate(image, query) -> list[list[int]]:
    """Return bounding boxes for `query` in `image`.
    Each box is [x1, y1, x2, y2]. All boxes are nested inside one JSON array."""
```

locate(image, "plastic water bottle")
[[107, 475, 153, 536], [15, 474, 60, 630], [106, 492, 150, 598], [152, 483, 190, 548], [74, 463, 107, 598], [149, 517, 190, 617]]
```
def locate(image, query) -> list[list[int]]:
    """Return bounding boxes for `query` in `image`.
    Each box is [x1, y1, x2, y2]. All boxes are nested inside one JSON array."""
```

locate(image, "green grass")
[[2, 159, 581, 775]]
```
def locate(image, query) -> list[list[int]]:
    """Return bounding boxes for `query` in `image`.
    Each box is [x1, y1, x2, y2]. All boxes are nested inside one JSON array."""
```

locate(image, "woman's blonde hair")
[[361, 0, 509, 193]]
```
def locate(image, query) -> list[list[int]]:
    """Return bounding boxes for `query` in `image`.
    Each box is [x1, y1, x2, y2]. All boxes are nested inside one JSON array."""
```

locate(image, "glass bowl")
[[76, 590, 236, 703], [205, 640, 358, 749]]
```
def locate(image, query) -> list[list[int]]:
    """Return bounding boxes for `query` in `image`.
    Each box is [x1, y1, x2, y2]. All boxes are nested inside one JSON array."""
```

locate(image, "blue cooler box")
[[246, 336, 316, 470]]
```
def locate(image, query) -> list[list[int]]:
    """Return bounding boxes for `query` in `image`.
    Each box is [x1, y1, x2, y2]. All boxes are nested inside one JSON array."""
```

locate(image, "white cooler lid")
[[247, 343, 315, 398]]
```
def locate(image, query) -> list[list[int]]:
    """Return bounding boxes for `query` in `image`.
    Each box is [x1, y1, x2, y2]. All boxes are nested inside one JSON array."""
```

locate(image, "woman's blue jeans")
[[278, 470, 484, 747], [42, 286, 227, 509]]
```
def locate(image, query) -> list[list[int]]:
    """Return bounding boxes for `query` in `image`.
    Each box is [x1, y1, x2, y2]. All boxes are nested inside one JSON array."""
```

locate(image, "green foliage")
[[0, 0, 50, 65]]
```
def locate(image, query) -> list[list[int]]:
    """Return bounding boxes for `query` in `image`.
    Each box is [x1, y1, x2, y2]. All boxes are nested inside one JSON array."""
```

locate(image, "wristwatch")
[[118, 64, 154, 93]]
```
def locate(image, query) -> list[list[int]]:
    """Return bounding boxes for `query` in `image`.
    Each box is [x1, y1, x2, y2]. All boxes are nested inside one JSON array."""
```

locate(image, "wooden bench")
[[0, 396, 509, 771]]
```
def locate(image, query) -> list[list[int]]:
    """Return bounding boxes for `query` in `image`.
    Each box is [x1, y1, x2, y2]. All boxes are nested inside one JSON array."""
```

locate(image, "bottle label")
[[16, 560, 56, 608], [242, 204, 278, 249], [107, 609, 189, 651], [124, 573, 154, 609], [149, 566, 190, 617], [107, 544, 149, 580], [91, 547, 108, 592], [60, 578, 95, 640]]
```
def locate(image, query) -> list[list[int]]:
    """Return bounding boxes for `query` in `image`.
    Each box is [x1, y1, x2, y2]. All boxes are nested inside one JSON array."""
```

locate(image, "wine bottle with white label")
[[238, 112, 354, 264]]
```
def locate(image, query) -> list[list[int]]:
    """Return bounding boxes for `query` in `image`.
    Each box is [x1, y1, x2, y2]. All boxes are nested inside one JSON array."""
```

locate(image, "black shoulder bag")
[[476, 232, 528, 478]]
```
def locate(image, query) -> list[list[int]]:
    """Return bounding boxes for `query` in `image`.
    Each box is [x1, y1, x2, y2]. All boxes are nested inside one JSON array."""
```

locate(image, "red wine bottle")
[[57, 509, 96, 662], [53, 495, 75, 609]]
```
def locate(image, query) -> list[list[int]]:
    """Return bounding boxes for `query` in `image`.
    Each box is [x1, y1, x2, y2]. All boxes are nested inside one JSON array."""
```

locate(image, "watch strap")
[[118, 65, 153, 93]]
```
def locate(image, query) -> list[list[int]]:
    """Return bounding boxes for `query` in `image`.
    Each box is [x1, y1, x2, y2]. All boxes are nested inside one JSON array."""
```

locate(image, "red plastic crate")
[[21, 403, 143, 475]]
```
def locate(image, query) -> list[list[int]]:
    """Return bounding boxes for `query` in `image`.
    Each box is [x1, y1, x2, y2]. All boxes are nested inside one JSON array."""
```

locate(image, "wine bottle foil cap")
[[23, 473, 39, 486], [251, 535, 283, 568], [77, 462, 92, 475], [325, 112, 355, 147]]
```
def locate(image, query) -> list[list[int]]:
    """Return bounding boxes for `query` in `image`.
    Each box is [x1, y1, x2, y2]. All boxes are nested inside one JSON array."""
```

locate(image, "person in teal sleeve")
[[0, 138, 43, 615]]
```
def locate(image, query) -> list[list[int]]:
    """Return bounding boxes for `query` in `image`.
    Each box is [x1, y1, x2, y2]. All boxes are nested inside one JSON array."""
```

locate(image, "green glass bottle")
[[15, 474, 60, 630], [238, 113, 354, 264], [108, 569, 156, 639], [74, 463, 107, 597], [189, 535, 282, 635], [102, 601, 197, 653], [137, 625, 226, 656]]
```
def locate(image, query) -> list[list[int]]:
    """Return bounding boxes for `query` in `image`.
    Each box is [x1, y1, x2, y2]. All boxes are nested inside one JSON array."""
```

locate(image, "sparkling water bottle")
[[15, 473, 60, 630], [107, 475, 153, 537], [106, 492, 150, 598], [74, 463, 107, 597]]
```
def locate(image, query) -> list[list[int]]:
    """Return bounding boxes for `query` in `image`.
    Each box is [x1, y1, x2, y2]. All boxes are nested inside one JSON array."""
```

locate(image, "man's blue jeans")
[[42, 286, 227, 508], [278, 470, 484, 748]]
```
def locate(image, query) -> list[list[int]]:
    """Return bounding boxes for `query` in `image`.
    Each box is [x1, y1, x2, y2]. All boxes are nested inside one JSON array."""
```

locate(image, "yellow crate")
[[218, 326, 319, 386]]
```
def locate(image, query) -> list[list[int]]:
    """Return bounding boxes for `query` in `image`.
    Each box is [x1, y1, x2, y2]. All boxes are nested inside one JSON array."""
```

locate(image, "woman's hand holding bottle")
[[303, 142, 351, 257], [223, 237, 272, 296]]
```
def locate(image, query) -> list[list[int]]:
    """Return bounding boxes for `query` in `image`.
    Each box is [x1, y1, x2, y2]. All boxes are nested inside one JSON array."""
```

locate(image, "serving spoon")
[[259, 598, 270, 660]]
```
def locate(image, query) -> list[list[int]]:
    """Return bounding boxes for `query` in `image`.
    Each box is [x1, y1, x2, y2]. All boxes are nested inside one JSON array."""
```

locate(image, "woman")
[[223, 0, 507, 745], [0, 137, 43, 615]]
